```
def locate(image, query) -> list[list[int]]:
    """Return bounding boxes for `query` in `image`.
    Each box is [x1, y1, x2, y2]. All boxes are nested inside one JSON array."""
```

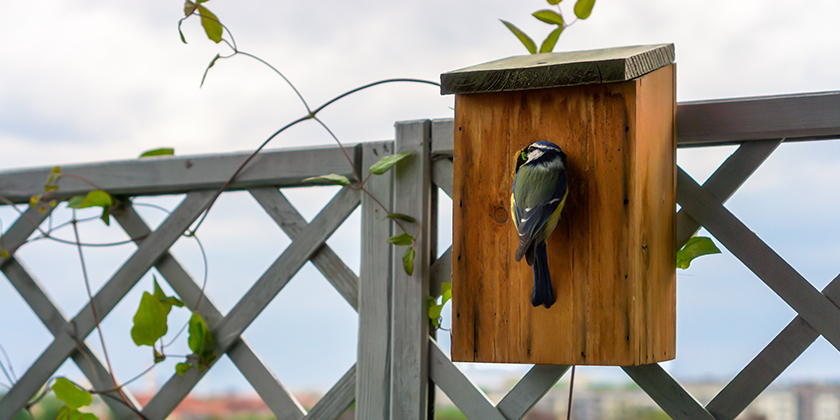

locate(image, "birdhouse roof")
[[440, 43, 674, 95]]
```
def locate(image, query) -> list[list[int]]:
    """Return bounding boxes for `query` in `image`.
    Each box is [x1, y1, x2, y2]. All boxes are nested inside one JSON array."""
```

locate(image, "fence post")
[[357, 142, 396, 419], [390, 120, 433, 420]]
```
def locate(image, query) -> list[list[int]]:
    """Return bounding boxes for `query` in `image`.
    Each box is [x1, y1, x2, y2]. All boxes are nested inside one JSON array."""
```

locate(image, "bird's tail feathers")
[[531, 241, 556, 308]]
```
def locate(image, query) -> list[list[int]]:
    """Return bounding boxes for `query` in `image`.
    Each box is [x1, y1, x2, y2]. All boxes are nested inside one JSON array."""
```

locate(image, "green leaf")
[[428, 296, 442, 328], [441, 282, 452, 305], [184, 0, 197, 16], [45, 166, 61, 192], [0, 249, 9, 260], [546, 0, 563, 4], [403, 247, 415, 276], [574, 0, 596, 19], [139, 148, 175, 158], [369, 152, 413, 175], [197, 5, 223, 43], [67, 190, 112, 210], [533, 9, 564, 25], [676, 236, 721, 269], [178, 19, 188, 43], [188, 313, 209, 354], [500, 20, 537, 54], [154, 349, 166, 363], [176, 362, 192, 376], [387, 232, 413, 246], [53, 378, 92, 410], [539, 26, 563, 53], [131, 292, 169, 346], [100, 207, 110, 226], [152, 277, 184, 313], [200, 54, 221, 88], [385, 213, 417, 223], [302, 174, 352, 186]]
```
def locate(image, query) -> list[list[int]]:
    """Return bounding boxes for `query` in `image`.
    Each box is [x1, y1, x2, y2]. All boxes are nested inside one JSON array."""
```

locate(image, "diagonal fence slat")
[[496, 365, 569, 420], [429, 247, 451, 297], [0, 191, 216, 420], [302, 364, 357, 420], [623, 365, 716, 420], [0, 206, 50, 266], [249, 187, 359, 311], [1, 207, 140, 419], [113, 204, 306, 420], [431, 158, 454, 198], [428, 339, 506, 420], [676, 139, 782, 247], [2, 259, 141, 419], [140, 187, 360, 419], [707, 271, 840, 420], [677, 168, 840, 353]]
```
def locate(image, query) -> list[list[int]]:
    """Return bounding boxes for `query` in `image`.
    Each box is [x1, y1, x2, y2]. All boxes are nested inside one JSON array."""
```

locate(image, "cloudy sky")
[[2, 0, 840, 403]]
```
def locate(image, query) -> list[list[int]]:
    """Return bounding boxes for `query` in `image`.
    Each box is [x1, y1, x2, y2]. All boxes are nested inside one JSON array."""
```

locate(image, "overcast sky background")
[[2, 0, 840, 403]]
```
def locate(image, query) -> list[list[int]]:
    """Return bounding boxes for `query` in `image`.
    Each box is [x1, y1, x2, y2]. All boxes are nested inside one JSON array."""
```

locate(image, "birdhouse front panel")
[[450, 62, 676, 366]]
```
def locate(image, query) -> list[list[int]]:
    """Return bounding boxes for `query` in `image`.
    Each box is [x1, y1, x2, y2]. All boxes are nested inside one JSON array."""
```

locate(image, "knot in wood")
[[493, 207, 508, 224]]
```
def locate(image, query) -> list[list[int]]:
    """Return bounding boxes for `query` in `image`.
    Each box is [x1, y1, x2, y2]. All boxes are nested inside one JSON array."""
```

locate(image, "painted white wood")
[[249, 187, 359, 311], [356, 142, 395, 420], [428, 339, 505, 420], [114, 204, 306, 420], [390, 120, 432, 420], [0, 191, 215, 420], [429, 247, 451, 298]]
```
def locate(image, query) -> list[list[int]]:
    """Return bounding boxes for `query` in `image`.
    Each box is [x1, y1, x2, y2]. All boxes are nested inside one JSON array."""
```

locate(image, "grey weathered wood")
[[429, 247, 451, 298], [431, 119, 454, 158], [2, 259, 141, 420], [303, 365, 357, 420], [0, 191, 215, 420], [678, 91, 840, 146], [431, 158, 454, 198], [0, 206, 49, 267], [141, 187, 360, 419], [356, 142, 395, 420], [0, 207, 140, 419], [440, 44, 675, 94], [113, 204, 306, 420], [706, 271, 840, 420], [249, 187, 359, 311], [677, 168, 840, 353], [390, 120, 432, 420], [623, 365, 716, 420], [496, 365, 569, 420], [428, 339, 506, 420], [676, 139, 782, 248], [0, 144, 361, 204]]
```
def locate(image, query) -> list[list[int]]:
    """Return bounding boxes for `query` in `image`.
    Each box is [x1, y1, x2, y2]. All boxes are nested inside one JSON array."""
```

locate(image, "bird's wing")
[[513, 166, 567, 260]]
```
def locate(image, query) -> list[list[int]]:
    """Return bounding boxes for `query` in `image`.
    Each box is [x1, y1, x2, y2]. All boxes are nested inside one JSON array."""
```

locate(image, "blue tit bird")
[[511, 141, 568, 308]]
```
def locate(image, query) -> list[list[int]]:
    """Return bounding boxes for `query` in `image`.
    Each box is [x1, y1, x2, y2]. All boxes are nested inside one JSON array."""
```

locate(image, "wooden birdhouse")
[[441, 44, 677, 366]]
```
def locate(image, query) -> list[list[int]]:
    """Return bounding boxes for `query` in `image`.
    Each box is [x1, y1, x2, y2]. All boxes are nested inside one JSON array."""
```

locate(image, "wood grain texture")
[[356, 142, 395, 420], [452, 65, 676, 366], [441, 44, 674, 95], [390, 120, 433, 420]]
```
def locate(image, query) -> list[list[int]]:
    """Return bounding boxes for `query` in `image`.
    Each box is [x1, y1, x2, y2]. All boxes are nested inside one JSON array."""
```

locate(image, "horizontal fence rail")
[[1, 90, 839, 420]]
